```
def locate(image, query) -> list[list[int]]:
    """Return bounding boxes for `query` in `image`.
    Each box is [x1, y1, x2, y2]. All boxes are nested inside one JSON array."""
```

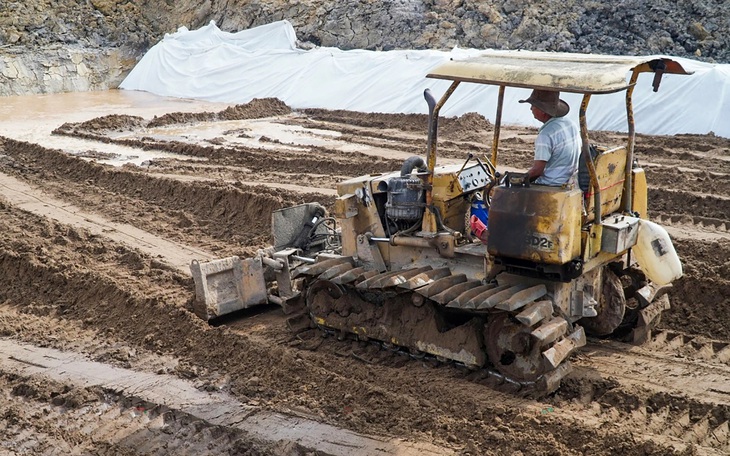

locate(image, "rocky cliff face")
[[1, 0, 727, 96]]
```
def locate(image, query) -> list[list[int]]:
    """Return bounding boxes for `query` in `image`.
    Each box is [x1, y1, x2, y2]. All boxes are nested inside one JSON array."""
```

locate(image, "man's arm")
[[527, 160, 547, 181]]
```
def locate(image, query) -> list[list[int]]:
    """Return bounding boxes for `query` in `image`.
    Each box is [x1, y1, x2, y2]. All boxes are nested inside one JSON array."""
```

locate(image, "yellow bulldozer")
[[190, 51, 689, 393]]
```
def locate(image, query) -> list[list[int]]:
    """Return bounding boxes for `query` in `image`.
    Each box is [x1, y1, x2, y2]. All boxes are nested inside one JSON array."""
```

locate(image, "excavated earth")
[[1, 92, 730, 455]]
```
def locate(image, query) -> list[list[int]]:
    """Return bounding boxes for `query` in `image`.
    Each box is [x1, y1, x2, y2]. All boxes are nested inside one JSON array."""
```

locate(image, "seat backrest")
[[583, 146, 628, 222]]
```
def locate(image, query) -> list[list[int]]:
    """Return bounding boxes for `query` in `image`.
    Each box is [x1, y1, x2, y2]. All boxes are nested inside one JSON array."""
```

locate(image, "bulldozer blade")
[[330, 266, 369, 285], [531, 317, 569, 345], [431, 280, 483, 305], [318, 262, 356, 281], [495, 284, 547, 312], [415, 274, 467, 298], [542, 326, 586, 369], [293, 256, 353, 278], [477, 284, 529, 310], [376, 266, 434, 288], [397, 267, 452, 290], [538, 361, 572, 394], [464, 284, 512, 309], [515, 300, 553, 326], [190, 256, 268, 321], [446, 284, 497, 309]]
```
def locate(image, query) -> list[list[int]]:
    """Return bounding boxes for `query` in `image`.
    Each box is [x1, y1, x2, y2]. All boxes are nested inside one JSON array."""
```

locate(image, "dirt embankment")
[[1, 1, 728, 95]]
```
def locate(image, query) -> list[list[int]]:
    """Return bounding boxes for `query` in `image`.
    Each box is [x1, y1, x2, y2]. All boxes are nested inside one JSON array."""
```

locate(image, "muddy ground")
[[1, 95, 729, 455]]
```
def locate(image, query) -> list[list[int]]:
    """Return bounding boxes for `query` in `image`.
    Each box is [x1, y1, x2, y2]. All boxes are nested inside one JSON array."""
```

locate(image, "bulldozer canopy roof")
[[426, 50, 693, 94]]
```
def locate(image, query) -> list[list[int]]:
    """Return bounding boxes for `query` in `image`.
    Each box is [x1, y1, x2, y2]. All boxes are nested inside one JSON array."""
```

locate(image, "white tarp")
[[121, 20, 730, 138]]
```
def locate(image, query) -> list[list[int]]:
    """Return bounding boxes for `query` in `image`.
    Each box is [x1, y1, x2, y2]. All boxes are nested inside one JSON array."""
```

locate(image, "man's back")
[[533, 116, 581, 186]]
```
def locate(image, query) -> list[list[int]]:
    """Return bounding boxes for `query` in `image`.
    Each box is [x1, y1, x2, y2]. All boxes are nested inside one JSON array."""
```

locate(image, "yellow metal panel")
[[432, 197, 469, 233], [431, 163, 480, 199], [585, 146, 627, 220], [333, 178, 388, 258], [336, 172, 391, 197], [432, 171, 463, 200], [333, 194, 358, 219], [427, 50, 692, 94], [631, 168, 648, 218], [339, 216, 359, 257], [582, 222, 603, 263], [487, 186, 582, 265]]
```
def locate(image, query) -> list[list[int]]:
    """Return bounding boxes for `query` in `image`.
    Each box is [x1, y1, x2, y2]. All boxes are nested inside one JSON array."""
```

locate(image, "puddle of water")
[[0, 90, 231, 166], [0, 90, 231, 126], [0, 90, 457, 165], [142, 117, 427, 160], [142, 118, 346, 151]]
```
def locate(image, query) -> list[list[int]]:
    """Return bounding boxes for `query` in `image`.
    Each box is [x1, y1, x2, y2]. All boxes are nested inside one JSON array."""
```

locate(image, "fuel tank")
[[487, 185, 582, 265]]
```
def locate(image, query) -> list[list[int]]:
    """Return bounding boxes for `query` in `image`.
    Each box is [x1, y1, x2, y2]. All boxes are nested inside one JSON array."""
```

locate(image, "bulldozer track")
[[300, 256, 585, 393], [309, 323, 535, 391], [643, 328, 730, 366]]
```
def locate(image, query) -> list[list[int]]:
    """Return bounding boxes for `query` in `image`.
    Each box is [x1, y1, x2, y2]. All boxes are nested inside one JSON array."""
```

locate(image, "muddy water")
[[0, 90, 232, 165], [0, 91, 426, 167]]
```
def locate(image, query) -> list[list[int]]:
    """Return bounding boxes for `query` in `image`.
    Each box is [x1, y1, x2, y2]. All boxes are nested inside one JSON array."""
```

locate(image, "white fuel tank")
[[633, 219, 683, 285]]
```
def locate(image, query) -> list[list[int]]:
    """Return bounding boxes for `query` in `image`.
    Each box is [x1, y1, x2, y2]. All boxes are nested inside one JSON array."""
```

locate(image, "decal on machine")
[[525, 233, 556, 251]]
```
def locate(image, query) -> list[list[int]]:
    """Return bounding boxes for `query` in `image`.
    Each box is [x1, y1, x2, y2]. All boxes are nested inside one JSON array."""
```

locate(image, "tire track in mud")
[[1, 101, 729, 454], [0, 370, 282, 455], [53, 116, 406, 176], [666, 237, 730, 341], [2, 337, 452, 456], [635, 133, 730, 176], [649, 187, 730, 222], [643, 165, 730, 196]]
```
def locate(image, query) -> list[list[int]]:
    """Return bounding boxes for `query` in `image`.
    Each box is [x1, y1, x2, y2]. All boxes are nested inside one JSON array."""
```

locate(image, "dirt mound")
[[147, 98, 292, 128], [669, 238, 730, 339], [304, 108, 429, 132], [60, 114, 147, 133], [219, 98, 292, 120]]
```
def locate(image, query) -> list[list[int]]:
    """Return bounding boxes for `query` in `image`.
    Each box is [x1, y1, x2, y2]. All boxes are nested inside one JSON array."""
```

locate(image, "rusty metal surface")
[[446, 284, 496, 308], [398, 267, 452, 290], [427, 50, 693, 93], [190, 256, 268, 320], [431, 279, 483, 305], [415, 273, 468, 297]]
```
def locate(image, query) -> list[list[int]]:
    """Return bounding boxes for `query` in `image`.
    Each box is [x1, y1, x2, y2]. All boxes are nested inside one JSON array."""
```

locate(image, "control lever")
[[456, 153, 474, 178]]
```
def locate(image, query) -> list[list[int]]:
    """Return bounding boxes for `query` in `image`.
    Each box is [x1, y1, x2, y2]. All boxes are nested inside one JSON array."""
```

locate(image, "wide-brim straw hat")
[[519, 89, 570, 117]]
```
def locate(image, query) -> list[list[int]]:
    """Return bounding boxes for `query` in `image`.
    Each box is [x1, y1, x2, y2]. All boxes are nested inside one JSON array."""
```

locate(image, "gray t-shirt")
[[534, 116, 581, 186]]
